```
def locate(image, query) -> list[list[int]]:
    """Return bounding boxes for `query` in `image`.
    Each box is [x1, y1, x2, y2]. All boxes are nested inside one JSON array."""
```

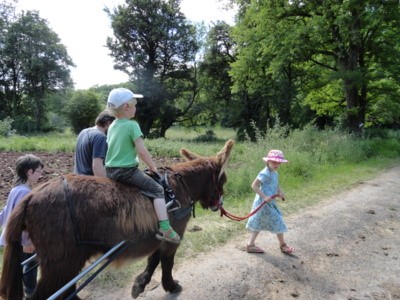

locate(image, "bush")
[[194, 130, 217, 142], [65, 91, 102, 134], [46, 112, 68, 132], [0, 116, 16, 137]]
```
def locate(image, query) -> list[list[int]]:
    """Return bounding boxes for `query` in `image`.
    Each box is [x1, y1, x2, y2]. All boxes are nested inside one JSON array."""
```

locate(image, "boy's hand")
[[23, 244, 35, 253]]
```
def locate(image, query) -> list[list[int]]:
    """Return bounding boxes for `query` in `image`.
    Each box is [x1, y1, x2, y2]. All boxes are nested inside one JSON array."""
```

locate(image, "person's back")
[[74, 111, 115, 177], [74, 127, 107, 175], [105, 118, 141, 168]]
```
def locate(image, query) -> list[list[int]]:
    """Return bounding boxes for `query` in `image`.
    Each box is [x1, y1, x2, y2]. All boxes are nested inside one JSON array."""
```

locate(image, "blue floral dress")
[[246, 167, 287, 234]]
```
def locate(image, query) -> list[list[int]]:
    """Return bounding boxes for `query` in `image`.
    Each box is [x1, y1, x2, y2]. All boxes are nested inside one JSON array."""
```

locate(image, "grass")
[[0, 125, 399, 292], [0, 130, 77, 152]]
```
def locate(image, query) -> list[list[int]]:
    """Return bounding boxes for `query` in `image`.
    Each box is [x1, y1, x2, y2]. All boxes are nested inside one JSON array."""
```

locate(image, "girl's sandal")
[[246, 244, 265, 253], [280, 243, 295, 255]]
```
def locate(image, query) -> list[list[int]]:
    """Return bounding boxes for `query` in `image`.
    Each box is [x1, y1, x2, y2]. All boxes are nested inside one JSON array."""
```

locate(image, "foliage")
[[0, 116, 15, 137], [231, 0, 400, 134], [105, 0, 199, 137], [65, 90, 102, 134], [196, 21, 235, 127], [0, 6, 74, 133], [193, 130, 218, 142]]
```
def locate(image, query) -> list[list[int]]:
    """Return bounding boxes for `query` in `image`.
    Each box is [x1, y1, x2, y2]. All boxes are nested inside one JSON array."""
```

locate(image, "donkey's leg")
[[131, 249, 161, 299], [30, 258, 85, 300], [160, 250, 182, 294]]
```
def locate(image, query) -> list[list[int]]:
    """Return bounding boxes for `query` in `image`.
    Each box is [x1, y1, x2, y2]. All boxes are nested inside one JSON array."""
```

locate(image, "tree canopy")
[[230, 0, 400, 134], [0, 4, 74, 132], [105, 0, 199, 137], [1, 0, 399, 137]]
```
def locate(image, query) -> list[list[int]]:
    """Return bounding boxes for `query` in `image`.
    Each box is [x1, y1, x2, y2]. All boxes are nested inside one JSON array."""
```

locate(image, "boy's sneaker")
[[156, 228, 180, 244]]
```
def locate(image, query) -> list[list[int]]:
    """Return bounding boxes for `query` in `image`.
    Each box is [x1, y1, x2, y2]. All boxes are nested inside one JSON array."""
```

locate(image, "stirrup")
[[166, 199, 181, 212]]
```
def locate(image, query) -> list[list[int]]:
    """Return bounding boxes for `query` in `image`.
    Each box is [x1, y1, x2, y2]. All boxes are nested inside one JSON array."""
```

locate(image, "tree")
[[197, 21, 235, 127], [231, 0, 400, 133], [65, 90, 102, 134], [0, 0, 17, 120], [229, 1, 307, 139], [0, 8, 74, 132], [105, 0, 198, 137]]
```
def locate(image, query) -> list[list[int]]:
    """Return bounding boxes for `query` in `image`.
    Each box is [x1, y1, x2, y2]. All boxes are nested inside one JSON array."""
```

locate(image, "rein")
[[219, 194, 282, 222]]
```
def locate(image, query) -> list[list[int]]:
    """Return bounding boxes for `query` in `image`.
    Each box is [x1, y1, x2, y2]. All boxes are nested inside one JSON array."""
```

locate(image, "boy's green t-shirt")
[[105, 118, 143, 168]]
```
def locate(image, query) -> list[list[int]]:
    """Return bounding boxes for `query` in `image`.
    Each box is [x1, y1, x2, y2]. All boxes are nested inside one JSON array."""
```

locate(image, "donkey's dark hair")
[[0, 140, 234, 300]]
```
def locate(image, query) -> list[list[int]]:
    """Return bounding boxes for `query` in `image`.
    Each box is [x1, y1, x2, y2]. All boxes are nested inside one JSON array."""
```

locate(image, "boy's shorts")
[[105, 167, 164, 199]]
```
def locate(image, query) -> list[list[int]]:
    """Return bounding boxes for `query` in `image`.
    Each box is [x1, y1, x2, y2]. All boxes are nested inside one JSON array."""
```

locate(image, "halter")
[[208, 161, 224, 211]]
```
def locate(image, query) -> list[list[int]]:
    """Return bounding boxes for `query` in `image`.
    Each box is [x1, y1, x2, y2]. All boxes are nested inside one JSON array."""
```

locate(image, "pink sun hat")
[[262, 150, 288, 163]]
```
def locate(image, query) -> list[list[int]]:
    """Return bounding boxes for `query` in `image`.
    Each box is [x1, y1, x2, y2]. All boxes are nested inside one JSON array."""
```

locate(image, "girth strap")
[[63, 178, 107, 247]]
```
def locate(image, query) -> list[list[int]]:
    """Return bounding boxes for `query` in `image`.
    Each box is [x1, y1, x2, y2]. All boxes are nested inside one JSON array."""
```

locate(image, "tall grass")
[[0, 130, 76, 152], [0, 125, 399, 292]]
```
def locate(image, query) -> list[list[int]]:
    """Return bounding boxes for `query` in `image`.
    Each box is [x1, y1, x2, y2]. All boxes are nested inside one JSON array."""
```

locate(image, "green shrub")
[[370, 137, 400, 158], [11, 115, 37, 134], [45, 112, 68, 132], [65, 91, 102, 134], [0, 116, 15, 137], [194, 130, 217, 142]]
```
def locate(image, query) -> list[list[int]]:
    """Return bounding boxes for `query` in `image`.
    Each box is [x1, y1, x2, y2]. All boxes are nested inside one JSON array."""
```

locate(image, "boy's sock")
[[159, 220, 177, 238]]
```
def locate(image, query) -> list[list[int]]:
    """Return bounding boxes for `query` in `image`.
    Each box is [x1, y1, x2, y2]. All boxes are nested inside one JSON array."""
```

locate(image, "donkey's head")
[[180, 139, 234, 211]]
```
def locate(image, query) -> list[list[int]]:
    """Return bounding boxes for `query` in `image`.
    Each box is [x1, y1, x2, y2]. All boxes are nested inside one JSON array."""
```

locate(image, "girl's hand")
[[263, 195, 272, 203]]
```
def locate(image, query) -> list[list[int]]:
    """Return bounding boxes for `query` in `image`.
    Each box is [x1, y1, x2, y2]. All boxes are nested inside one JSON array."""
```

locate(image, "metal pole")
[[47, 240, 126, 300], [21, 253, 37, 266], [65, 242, 130, 300]]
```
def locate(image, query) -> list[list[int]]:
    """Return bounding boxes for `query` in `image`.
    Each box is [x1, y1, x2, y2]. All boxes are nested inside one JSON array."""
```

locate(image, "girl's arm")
[[277, 185, 285, 198], [251, 178, 272, 203]]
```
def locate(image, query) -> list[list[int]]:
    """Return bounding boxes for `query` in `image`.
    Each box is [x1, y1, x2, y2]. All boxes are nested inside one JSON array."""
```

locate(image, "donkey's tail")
[[0, 195, 32, 300]]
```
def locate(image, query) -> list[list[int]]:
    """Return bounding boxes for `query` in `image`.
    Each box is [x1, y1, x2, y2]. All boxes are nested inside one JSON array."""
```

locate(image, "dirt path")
[[89, 165, 400, 300]]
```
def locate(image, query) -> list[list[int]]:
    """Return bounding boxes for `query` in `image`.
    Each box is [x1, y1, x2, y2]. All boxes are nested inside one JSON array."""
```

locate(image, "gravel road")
[[102, 165, 400, 300]]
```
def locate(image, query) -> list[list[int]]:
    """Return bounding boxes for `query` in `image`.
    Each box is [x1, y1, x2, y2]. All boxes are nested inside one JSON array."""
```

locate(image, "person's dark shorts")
[[106, 167, 164, 199]]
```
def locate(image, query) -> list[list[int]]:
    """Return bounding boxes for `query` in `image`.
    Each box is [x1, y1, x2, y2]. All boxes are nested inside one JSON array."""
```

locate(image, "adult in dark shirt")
[[74, 111, 115, 177]]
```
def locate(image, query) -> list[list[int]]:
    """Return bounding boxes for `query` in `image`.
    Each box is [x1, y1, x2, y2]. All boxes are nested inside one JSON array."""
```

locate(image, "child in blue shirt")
[[246, 150, 295, 254]]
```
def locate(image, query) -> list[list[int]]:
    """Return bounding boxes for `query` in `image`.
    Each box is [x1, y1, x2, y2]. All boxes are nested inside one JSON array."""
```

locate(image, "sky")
[[16, 0, 236, 90]]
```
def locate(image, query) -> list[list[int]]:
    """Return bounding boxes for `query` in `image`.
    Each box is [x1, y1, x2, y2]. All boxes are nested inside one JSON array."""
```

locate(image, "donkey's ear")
[[216, 139, 234, 179], [180, 148, 202, 161], [216, 139, 234, 165]]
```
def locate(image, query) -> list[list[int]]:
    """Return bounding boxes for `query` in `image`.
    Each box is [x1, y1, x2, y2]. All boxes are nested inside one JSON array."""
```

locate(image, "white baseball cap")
[[107, 88, 143, 108]]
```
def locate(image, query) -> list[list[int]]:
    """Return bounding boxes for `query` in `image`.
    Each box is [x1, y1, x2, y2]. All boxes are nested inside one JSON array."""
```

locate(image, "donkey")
[[0, 139, 234, 300]]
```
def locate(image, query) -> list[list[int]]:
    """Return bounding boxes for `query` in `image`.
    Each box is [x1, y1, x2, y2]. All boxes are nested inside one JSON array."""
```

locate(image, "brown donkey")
[[0, 139, 234, 300]]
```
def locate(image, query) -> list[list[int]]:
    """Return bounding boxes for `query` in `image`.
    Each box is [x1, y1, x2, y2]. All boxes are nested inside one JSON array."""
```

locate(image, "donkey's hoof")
[[131, 284, 144, 299], [170, 281, 182, 294]]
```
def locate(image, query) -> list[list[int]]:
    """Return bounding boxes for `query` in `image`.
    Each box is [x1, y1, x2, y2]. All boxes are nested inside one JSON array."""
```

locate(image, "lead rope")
[[219, 194, 283, 221]]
